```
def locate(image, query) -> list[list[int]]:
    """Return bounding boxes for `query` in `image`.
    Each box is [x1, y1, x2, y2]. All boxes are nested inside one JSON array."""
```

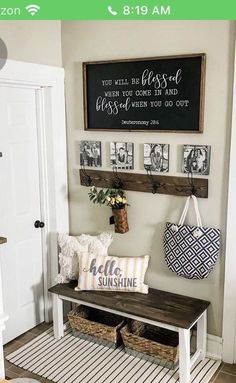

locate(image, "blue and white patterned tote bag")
[[163, 195, 220, 279]]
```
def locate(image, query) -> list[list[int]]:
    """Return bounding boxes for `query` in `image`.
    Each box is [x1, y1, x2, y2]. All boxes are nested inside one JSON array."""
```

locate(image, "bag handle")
[[178, 195, 203, 227], [178, 197, 190, 225]]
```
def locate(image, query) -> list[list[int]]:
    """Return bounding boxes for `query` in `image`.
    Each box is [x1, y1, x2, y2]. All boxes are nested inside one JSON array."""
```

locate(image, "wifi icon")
[[25, 4, 40, 16]]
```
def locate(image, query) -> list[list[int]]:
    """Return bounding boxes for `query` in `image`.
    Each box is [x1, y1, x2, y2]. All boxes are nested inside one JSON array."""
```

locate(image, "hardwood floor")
[[3, 323, 236, 382], [4, 322, 53, 382]]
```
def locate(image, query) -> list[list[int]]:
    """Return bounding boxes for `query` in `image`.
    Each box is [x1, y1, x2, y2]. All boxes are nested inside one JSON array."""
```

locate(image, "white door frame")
[[222, 37, 236, 363], [0, 59, 69, 323]]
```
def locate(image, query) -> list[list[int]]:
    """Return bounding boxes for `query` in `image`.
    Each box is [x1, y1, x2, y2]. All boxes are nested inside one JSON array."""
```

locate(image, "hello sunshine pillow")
[[75, 253, 150, 294]]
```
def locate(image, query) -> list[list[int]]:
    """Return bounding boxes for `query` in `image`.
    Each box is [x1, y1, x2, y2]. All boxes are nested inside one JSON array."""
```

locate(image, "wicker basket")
[[120, 320, 179, 367], [68, 305, 125, 348]]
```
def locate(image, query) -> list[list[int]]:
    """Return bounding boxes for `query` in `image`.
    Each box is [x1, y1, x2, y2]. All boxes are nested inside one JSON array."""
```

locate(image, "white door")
[[0, 86, 44, 344]]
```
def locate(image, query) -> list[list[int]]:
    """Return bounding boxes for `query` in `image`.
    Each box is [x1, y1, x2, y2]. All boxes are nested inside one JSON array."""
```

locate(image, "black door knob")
[[34, 220, 45, 228]]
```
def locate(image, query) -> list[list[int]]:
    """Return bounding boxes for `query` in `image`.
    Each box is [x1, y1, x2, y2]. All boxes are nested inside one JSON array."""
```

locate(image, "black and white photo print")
[[183, 145, 211, 175], [80, 141, 102, 167], [110, 142, 134, 170], [144, 143, 169, 172]]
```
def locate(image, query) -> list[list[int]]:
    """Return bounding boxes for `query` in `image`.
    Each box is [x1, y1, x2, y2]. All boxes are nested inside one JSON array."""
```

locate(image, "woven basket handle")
[[178, 195, 203, 227]]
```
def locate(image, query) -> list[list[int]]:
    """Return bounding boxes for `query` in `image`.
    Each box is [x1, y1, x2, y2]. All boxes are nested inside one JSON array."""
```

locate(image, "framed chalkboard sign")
[[83, 54, 206, 132]]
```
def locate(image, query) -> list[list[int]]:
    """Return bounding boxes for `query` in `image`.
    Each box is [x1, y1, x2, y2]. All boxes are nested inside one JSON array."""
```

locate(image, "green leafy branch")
[[88, 186, 129, 209]]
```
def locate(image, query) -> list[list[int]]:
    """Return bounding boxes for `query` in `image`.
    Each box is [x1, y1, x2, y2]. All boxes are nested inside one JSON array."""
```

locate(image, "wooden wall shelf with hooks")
[[79, 169, 208, 198]]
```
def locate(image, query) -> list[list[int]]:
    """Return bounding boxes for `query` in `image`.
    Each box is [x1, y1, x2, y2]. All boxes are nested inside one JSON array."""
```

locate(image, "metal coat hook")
[[146, 168, 159, 194], [80, 165, 92, 187], [112, 166, 123, 189], [188, 171, 197, 196]]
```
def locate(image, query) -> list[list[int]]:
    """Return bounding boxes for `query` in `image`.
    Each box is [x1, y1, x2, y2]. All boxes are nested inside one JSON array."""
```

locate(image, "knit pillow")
[[56, 232, 113, 283], [75, 253, 150, 294]]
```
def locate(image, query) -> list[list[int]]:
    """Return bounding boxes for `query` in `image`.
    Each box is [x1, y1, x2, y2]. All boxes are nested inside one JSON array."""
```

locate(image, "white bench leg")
[[179, 328, 191, 383], [0, 314, 8, 379], [197, 310, 207, 360], [52, 294, 64, 340]]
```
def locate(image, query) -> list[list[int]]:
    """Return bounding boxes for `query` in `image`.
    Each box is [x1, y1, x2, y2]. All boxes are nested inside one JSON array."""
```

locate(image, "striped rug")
[[6, 327, 221, 383]]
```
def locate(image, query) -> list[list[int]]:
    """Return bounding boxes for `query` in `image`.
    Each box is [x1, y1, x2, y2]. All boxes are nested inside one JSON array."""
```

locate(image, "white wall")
[[0, 21, 62, 66], [0, 17, 234, 342], [62, 20, 235, 337]]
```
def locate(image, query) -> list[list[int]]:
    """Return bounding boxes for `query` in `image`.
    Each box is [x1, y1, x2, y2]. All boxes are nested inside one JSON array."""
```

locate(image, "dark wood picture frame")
[[83, 54, 206, 133]]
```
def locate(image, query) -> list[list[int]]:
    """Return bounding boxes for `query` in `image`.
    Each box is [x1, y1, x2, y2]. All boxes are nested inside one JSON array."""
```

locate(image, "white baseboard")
[[191, 332, 222, 360], [206, 333, 223, 360]]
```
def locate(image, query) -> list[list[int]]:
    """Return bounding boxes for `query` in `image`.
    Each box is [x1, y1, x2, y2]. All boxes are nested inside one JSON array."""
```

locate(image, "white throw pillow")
[[75, 253, 150, 294], [56, 232, 113, 283]]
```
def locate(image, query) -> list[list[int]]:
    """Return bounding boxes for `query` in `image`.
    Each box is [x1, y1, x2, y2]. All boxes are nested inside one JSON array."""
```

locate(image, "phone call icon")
[[108, 6, 118, 16]]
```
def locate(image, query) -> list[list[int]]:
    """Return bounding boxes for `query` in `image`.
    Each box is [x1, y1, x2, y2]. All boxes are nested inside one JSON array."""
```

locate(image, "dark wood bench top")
[[0, 237, 7, 245], [49, 282, 210, 330]]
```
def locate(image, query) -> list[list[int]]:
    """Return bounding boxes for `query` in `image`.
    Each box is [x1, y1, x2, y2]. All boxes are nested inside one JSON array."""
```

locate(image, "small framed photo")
[[144, 143, 169, 173], [182, 145, 211, 175], [110, 142, 134, 170], [80, 141, 102, 167]]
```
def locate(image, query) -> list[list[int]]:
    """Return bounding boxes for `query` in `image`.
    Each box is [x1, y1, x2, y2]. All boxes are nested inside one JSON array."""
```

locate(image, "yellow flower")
[[122, 198, 127, 204], [117, 196, 123, 202], [111, 198, 115, 205], [106, 196, 111, 201]]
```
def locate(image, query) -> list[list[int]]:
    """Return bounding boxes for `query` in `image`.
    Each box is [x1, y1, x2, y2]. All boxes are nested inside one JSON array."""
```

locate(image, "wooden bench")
[[49, 282, 210, 383]]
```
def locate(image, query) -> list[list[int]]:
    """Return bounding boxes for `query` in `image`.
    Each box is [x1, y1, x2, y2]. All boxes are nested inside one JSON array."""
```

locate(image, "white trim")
[[206, 334, 223, 360], [191, 332, 222, 361], [0, 60, 69, 321], [35, 88, 52, 322], [0, 60, 65, 86], [222, 37, 236, 364]]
